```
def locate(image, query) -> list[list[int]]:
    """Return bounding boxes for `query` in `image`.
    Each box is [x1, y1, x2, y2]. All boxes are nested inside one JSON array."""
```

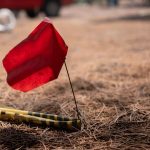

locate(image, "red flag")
[[3, 18, 68, 92]]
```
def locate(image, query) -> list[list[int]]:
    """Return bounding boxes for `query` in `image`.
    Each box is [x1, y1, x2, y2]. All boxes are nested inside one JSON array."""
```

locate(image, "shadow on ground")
[[94, 14, 150, 24], [0, 127, 39, 150], [96, 121, 150, 149]]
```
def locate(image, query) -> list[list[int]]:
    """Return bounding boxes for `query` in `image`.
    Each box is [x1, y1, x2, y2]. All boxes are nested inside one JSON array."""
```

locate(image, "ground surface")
[[0, 3, 150, 150]]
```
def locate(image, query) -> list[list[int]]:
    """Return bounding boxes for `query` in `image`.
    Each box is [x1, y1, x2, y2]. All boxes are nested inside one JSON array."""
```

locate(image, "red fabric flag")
[[3, 18, 68, 92]]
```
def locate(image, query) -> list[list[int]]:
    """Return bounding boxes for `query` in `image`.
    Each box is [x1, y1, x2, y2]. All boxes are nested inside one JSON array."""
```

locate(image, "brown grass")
[[0, 4, 150, 149]]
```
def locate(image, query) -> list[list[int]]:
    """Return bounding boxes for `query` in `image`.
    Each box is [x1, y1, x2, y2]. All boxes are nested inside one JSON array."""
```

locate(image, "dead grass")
[[0, 4, 150, 150]]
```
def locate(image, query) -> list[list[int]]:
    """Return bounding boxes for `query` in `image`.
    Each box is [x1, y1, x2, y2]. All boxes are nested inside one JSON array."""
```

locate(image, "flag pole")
[[64, 61, 80, 120]]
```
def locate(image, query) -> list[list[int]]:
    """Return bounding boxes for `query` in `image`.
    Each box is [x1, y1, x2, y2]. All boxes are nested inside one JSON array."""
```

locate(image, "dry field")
[[0, 4, 150, 150]]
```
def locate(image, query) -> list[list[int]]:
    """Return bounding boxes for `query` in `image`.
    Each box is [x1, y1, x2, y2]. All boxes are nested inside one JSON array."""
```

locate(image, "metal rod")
[[64, 61, 80, 119]]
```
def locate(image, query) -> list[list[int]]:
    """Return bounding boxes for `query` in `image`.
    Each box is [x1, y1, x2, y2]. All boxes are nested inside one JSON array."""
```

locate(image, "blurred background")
[[0, 0, 150, 32], [0, 0, 150, 27]]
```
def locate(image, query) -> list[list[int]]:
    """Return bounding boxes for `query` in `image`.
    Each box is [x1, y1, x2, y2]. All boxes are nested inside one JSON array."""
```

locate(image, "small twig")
[[39, 140, 48, 150]]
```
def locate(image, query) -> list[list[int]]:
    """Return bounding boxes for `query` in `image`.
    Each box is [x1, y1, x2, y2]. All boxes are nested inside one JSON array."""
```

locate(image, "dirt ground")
[[0, 3, 150, 150]]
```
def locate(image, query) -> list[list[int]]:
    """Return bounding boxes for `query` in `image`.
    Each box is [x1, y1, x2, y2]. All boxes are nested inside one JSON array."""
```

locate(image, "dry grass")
[[0, 4, 150, 149]]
